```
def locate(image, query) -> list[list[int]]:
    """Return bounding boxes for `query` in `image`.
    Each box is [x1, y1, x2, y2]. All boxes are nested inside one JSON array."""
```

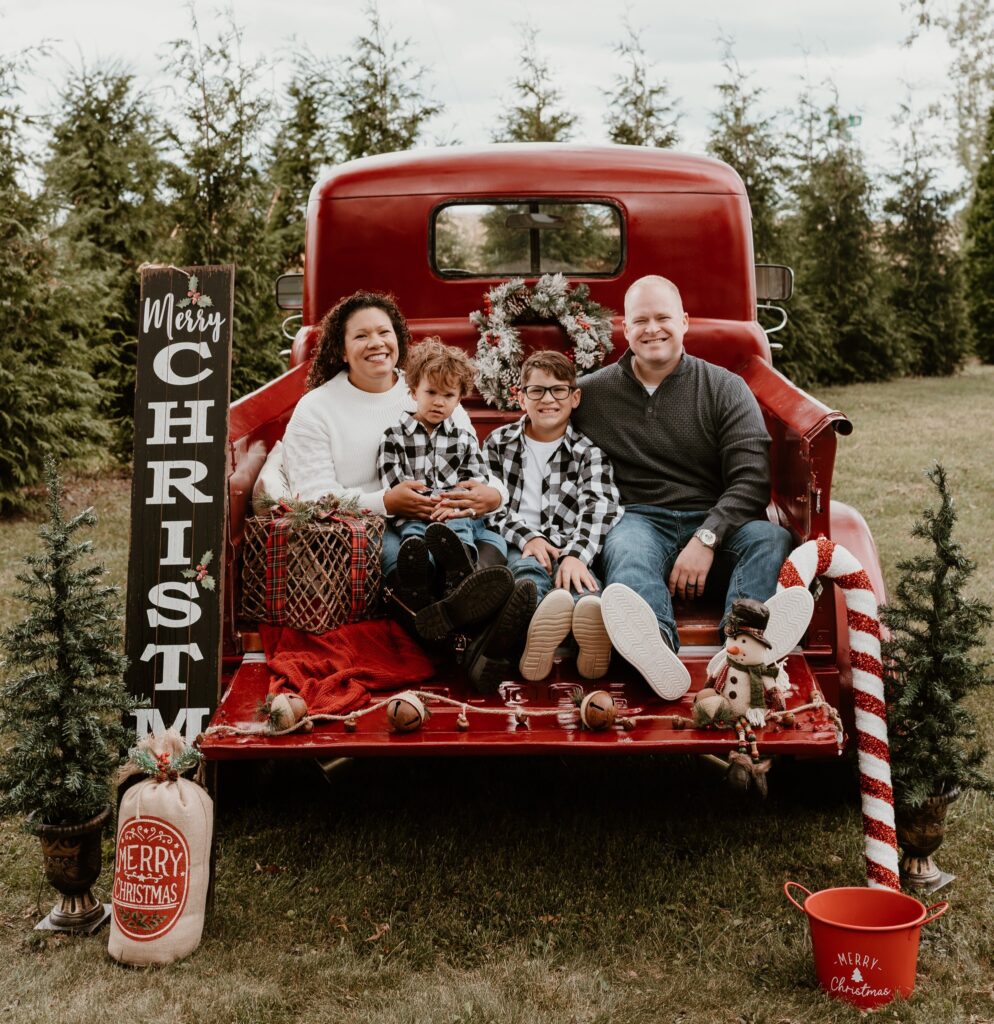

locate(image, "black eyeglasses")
[[519, 384, 574, 401]]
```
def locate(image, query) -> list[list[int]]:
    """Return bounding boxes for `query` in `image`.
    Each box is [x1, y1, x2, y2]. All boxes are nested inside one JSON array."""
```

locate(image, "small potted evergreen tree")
[[0, 460, 136, 932], [882, 464, 993, 892]]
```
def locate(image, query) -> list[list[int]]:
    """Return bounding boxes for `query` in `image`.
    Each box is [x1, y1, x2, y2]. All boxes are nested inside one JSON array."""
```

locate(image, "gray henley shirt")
[[572, 350, 772, 543]]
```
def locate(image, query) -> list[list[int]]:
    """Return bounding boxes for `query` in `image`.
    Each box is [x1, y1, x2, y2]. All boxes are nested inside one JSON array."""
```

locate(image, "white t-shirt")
[[517, 434, 564, 532]]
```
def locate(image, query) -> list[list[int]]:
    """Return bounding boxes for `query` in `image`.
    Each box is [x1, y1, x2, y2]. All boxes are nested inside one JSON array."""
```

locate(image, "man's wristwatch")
[[694, 527, 717, 550]]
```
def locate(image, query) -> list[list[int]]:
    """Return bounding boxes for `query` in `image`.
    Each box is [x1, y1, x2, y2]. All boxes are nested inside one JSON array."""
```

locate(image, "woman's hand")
[[383, 480, 439, 520], [436, 479, 501, 519]]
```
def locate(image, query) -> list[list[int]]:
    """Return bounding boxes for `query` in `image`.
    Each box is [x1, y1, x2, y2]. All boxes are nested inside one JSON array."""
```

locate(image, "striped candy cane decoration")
[[778, 537, 901, 891]]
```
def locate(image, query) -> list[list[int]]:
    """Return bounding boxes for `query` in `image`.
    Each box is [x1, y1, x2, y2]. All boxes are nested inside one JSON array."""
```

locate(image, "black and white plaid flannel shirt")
[[482, 418, 623, 566], [378, 411, 491, 527]]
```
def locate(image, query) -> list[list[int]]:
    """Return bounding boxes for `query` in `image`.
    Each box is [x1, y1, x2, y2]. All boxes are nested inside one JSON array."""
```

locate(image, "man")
[[571, 275, 795, 701]]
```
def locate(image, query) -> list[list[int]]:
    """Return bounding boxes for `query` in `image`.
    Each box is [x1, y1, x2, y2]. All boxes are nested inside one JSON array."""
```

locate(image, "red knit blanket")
[[260, 619, 436, 716]]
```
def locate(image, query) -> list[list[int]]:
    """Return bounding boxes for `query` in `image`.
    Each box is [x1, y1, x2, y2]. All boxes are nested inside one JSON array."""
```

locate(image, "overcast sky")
[[1, 0, 958, 186]]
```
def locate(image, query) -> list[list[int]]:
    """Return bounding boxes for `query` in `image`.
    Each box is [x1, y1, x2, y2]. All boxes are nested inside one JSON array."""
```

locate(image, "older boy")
[[483, 351, 623, 681]]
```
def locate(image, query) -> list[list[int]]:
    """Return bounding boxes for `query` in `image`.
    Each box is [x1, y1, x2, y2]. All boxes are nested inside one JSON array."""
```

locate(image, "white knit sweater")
[[281, 370, 504, 514]]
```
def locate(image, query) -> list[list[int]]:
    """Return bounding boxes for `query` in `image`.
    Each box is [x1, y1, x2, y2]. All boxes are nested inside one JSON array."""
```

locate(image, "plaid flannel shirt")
[[482, 418, 622, 566], [378, 412, 491, 527]]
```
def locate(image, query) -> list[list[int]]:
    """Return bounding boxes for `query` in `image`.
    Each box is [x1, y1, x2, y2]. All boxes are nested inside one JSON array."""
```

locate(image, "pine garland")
[[882, 464, 994, 812], [253, 491, 366, 523], [471, 274, 614, 410]]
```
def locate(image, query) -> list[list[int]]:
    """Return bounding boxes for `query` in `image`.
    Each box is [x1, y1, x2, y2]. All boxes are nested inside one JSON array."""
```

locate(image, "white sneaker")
[[763, 586, 815, 662], [706, 585, 815, 677], [600, 583, 690, 700], [573, 595, 611, 679], [519, 589, 575, 681]]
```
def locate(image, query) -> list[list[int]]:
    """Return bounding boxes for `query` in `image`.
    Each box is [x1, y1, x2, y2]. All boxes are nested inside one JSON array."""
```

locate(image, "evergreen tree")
[[707, 41, 783, 262], [162, 9, 283, 398], [329, 2, 441, 161], [883, 105, 969, 376], [964, 102, 994, 363], [778, 86, 905, 384], [0, 460, 134, 825], [493, 25, 578, 143], [267, 54, 337, 272], [0, 51, 106, 512], [44, 64, 170, 456], [882, 464, 993, 812], [603, 22, 680, 148]]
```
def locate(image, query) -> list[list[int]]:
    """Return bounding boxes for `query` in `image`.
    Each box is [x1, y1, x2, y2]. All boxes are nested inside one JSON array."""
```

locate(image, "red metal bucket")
[[785, 881, 948, 1009]]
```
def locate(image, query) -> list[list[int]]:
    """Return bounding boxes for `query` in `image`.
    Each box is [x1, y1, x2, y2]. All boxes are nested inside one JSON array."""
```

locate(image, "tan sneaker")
[[519, 589, 575, 681], [600, 583, 690, 700], [573, 595, 611, 679]]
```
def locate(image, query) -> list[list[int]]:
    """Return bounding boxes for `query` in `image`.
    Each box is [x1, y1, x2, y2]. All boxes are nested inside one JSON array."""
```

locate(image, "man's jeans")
[[599, 505, 793, 651], [506, 547, 602, 604]]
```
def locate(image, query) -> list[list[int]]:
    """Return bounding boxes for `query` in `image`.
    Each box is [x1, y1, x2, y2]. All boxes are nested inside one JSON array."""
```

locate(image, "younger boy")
[[377, 338, 515, 641], [483, 351, 623, 681]]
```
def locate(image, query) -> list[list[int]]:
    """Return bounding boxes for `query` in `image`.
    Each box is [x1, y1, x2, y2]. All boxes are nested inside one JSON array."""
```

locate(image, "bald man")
[[572, 275, 793, 701]]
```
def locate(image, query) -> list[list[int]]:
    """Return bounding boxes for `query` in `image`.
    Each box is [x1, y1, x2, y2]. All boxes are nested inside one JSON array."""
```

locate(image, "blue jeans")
[[598, 505, 793, 651], [506, 547, 602, 604], [380, 519, 507, 577]]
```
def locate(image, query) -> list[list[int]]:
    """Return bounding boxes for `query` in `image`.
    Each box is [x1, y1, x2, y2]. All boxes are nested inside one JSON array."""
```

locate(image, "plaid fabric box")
[[241, 502, 385, 634]]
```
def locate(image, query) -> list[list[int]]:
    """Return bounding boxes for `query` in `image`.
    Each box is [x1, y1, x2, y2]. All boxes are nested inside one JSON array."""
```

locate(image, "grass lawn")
[[1, 367, 992, 1024]]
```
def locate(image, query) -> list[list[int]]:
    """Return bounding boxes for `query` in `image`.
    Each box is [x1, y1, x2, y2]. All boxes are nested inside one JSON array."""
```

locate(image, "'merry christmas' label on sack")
[[112, 816, 190, 941]]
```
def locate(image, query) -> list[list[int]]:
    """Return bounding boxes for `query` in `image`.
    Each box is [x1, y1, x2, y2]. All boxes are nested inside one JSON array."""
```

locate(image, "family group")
[[277, 275, 795, 695]]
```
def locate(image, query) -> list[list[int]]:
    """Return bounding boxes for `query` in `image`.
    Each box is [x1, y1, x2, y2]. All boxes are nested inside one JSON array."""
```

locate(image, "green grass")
[[2, 369, 993, 1024]]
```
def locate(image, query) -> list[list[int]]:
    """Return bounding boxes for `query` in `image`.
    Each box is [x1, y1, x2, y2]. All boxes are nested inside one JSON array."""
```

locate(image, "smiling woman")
[[280, 290, 507, 579]]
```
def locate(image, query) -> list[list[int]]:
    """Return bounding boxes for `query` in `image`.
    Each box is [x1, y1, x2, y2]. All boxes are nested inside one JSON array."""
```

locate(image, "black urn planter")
[[34, 806, 112, 934], [896, 788, 960, 893]]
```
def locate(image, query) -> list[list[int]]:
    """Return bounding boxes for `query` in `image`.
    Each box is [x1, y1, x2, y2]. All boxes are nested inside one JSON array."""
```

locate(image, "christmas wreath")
[[471, 273, 615, 410]]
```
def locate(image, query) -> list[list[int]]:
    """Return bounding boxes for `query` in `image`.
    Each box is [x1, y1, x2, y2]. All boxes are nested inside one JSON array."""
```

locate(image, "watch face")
[[696, 528, 717, 548]]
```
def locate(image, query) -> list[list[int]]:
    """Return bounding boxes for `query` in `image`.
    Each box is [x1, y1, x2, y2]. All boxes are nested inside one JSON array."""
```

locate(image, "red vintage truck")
[[200, 143, 883, 768]]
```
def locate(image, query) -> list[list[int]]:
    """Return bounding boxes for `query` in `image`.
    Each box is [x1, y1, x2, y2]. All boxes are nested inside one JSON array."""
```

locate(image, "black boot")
[[414, 566, 514, 641], [462, 580, 538, 693], [424, 522, 475, 592], [475, 540, 507, 569]]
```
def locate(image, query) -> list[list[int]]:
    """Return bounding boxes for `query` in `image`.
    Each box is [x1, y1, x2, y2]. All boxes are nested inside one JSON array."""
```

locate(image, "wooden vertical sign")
[[125, 266, 234, 744]]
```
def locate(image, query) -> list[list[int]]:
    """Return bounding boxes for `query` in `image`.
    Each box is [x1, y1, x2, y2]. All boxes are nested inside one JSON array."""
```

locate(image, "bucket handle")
[[922, 901, 949, 926], [784, 881, 812, 912]]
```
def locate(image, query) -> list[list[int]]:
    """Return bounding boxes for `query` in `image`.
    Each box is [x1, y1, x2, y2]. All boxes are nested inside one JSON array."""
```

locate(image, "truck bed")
[[200, 644, 841, 761]]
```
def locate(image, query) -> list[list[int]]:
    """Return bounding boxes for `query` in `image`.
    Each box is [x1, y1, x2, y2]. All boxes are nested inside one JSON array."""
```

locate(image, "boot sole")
[[415, 567, 513, 640], [519, 589, 574, 681], [573, 595, 611, 679], [466, 581, 539, 692], [425, 522, 474, 590], [396, 537, 433, 607], [601, 583, 690, 700]]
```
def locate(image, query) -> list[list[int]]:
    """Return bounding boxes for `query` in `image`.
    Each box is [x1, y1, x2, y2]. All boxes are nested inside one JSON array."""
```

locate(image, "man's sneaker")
[[463, 580, 538, 693], [519, 589, 575, 682], [763, 586, 815, 661], [424, 522, 475, 592], [415, 566, 513, 641], [600, 583, 690, 701], [395, 536, 433, 609], [572, 595, 611, 679]]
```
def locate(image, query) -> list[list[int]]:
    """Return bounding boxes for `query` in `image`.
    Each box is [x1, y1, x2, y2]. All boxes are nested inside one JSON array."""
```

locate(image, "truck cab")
[[203, 143, 882, 763]]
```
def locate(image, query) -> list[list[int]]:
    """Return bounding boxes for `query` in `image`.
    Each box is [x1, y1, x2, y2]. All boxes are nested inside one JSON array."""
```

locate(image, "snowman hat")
[[724, 598, 773, 649]]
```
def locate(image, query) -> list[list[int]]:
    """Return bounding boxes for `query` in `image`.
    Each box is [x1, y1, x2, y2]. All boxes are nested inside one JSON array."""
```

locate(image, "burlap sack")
[[108, 733, 213, 966]]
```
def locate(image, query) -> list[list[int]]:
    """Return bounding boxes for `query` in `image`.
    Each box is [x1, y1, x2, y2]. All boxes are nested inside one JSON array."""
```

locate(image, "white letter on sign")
[[146, 461, 212, 504], [132, 706, 209, 743], [140, 642, 204, 690], [148, 401, 215, 444], [152, 342, 212, 385], [146, 581, 202, 628], [160, 521, 192, 565]]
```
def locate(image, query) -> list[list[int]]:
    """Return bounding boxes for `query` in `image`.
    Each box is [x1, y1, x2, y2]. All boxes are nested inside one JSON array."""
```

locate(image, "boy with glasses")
[[483, 351, 623, 682]]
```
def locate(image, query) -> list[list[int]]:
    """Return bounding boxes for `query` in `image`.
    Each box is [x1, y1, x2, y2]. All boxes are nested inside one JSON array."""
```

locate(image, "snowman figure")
[[694, 589, 813, 731]]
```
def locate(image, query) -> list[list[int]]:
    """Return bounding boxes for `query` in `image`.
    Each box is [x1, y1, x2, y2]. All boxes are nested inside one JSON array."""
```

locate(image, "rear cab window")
[[431, 200, 624, 278]]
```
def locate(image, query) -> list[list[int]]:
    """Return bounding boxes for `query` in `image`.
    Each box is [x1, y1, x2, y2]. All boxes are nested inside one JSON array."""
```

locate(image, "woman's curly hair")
[[306, 291, 411, 390]]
